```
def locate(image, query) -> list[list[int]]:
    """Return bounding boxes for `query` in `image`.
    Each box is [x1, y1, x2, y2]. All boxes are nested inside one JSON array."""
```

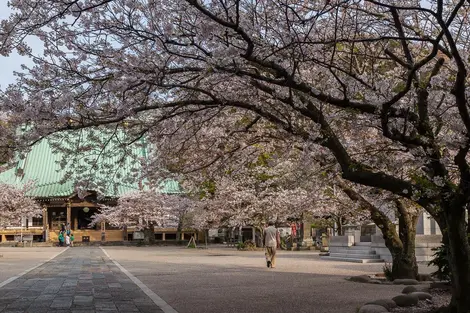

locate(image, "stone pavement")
[[0, 247, 162, 313]]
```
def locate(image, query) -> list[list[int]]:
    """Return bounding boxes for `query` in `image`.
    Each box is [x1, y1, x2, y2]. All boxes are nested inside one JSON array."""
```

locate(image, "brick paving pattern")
[[0, 247, 163, 313]]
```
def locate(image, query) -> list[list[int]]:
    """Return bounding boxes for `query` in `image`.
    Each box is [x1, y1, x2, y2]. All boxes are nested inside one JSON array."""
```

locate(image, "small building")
[[0, 130, 197, 244]]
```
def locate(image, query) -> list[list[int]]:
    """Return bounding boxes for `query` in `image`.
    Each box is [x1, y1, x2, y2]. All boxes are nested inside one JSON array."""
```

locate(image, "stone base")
[[295, 238, 314, 250], [299, 238, 314, 247]]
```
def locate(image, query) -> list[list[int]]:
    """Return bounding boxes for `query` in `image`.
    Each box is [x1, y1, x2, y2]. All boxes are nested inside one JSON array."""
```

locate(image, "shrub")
[[236, 240, 257, 251], [236, 241, 245, 250], [243, 240, 256, 250], [280, 236, 288, 250], [383, 262, 394, 281], [428, 243, 451, 281]]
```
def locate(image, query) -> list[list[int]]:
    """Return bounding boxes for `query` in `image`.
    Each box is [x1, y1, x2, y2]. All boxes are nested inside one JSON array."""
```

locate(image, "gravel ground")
[[103, 246, 438, 313], [392, 289, 451, 313]]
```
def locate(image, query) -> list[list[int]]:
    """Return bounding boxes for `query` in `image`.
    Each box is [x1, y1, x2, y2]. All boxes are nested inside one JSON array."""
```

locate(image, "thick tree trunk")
[[176, 219, 183, 242], [336, 178, 418, 279], [444, 207, 470, 313], [381, 222, 418, 280], [336, 216, 344, 236], [391, 251, 418, 279], [467, 204, 470, 237], [143, 224, 155, 244], [394, 200, 419, 279]]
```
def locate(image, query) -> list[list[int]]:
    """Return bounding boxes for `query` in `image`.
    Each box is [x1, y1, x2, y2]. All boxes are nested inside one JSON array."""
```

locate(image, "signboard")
[[133, 231, 144, 240]]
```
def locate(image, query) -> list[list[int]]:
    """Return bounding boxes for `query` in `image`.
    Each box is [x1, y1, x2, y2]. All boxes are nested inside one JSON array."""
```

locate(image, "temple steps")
[[320, 242, 385, 263], [320, 256, 385, 263]]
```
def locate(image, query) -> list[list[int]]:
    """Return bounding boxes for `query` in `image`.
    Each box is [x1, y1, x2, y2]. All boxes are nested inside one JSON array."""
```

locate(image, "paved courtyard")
[[0, 247, 162, 313], [0, 246, 436, 313], [0, 247, 64, 284]]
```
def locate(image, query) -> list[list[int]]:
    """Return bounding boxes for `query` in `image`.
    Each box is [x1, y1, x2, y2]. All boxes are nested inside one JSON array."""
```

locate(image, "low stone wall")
[[371, 235, 442, 262], [329, 235, 354, 252]]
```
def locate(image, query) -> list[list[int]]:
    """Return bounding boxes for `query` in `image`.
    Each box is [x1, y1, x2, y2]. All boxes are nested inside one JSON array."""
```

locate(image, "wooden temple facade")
[[0, 195, 198, 244], [0, 129, 196, 244]]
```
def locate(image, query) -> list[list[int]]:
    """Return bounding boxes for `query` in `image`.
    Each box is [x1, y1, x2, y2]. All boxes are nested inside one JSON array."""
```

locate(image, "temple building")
[[0, 129, 195, 244]]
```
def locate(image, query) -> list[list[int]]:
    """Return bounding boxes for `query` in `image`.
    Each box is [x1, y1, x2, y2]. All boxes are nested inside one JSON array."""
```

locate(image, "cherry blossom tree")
[[2, 1, 470, 311], [177, 121, 422, 277], [0, 182, 41, 228], [157, 107, 423, 278], [91, 189, 197, 243], [334, 178, 422, 279], [0, 112, 16, 166]]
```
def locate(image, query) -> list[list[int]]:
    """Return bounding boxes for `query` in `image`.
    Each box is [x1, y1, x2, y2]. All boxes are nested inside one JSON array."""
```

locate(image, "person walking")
[[70, 233, 74, 247], [263, 221, 280, 268]]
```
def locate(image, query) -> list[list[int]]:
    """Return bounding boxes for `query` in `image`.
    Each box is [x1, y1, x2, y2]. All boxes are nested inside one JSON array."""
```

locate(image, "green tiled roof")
[[0, 129, 180, 198]]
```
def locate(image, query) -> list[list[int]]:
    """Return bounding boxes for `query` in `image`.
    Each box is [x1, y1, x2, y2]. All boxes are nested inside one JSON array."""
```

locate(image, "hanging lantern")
[[83, 207, 90, 213]]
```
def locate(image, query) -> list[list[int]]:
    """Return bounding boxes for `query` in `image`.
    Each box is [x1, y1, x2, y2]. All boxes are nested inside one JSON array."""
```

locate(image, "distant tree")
[[0, 182, 41, 228], [91, 190, 196, 243]]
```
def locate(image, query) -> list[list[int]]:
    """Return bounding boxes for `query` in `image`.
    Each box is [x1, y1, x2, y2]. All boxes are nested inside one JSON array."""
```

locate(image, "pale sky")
[[0, 0, 434, 90], [0, 2, 42, 91]]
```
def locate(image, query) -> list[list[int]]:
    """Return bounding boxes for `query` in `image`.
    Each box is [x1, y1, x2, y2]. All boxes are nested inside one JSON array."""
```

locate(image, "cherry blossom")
[[91, 189, 197, 230], [0, 182, 42, 228], [1, 1, 470, 311]]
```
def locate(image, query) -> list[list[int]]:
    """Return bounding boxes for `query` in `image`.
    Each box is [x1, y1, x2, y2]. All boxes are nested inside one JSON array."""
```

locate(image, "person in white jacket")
[[263, 221, 280, 268]]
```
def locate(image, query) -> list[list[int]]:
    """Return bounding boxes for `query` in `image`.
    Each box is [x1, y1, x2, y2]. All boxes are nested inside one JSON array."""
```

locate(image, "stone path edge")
[[0, 247, 70, 289], [100, 246, 179, 313]]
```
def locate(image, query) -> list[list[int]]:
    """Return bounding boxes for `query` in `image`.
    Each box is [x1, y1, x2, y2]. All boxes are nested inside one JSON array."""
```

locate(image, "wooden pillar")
[[252, 227, 256, 242], [66, 201, 71, 229], [123, 225, 128, 241], [73, 215, 78, 231], [42, 205, 49, 242], [101, 221, 106, 242], [162, 233, 166, 241], [181, 232, 184, 240]]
